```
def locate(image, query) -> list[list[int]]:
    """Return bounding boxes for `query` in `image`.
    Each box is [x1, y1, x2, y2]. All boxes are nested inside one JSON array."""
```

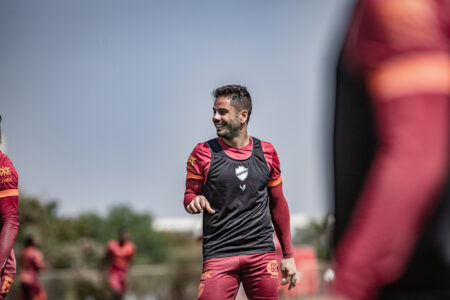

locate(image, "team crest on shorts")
[[266, 260, 279, 278], [201, 271, 212, 280], [235, 165, 248, 181]]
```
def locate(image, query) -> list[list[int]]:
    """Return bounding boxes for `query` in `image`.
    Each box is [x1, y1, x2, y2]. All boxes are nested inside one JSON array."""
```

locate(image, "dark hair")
[[24, 236, 35, 247], [213, 85, 252, 123]]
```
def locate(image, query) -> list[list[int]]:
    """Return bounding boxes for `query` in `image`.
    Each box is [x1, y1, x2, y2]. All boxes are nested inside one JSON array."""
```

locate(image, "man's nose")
[[213, 112, 221, 122]]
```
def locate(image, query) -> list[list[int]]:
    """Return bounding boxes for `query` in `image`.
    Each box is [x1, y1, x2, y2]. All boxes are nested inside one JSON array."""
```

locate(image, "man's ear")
[[239, 110, 249, 124]]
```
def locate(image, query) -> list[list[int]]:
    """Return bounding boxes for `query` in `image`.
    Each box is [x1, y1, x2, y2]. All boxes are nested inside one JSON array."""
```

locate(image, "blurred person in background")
[[332, 0, 449, 299], [19, 236, 46, 300], [0, 115, 20, 299], [184, 85, 297, 300], [105, 228, 136, 300]]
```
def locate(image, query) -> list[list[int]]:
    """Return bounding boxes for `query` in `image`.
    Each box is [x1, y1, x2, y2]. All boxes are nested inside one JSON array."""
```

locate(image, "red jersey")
[[184, 137, 294, 258], [0, 152, 19, 274], [186, 137, 282, 187], [106, 240, 136, 272], [19, 246, 45, 286], [333, 0, 449, 299]]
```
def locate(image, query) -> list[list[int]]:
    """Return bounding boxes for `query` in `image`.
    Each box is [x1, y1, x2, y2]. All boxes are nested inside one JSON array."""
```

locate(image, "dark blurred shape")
[[333, 0, 449, 299]]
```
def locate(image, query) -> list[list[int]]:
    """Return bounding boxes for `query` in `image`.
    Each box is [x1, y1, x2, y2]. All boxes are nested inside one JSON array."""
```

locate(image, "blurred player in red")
[[333, 0, 449, 299], [19, 236, 46, 300], [0, 115, 20, 299], [184, 85, 297, 300], [105, 228, 136, 300]]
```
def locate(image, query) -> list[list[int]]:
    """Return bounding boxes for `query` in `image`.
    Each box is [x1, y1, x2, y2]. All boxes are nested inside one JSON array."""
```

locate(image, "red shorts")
[[108, 269, 127, 294], [198, 251, 280, 300]]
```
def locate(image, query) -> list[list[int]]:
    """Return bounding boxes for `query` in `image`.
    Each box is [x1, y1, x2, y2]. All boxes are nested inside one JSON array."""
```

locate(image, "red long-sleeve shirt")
[[0, 152, 19, 274], [333, 0, 449, 299], [19, 245, 45, 286]]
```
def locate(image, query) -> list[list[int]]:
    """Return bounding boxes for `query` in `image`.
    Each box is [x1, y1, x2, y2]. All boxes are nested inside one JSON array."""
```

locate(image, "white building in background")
[[153, 213, 326, 236]]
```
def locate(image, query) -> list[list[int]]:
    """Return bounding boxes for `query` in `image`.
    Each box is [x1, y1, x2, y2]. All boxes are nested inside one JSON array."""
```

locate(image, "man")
[[105, 228, 136, 300], [0, 115, 20, 299], [19, 236, 46, 300], [184, 85, 297, 300], [333, 0, 449, 299]]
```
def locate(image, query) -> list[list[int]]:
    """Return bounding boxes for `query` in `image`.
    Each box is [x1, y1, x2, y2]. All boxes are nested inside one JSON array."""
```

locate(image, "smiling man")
[[184, 85, 297, 300]]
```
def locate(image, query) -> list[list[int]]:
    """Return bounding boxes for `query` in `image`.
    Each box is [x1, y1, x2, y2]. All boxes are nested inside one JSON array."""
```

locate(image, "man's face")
[[212, 97, 241, 139], [119, 230, 129, 242]]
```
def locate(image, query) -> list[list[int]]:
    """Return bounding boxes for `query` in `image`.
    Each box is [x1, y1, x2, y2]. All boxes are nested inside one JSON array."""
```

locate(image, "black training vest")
[[202, 137, 275, 260]]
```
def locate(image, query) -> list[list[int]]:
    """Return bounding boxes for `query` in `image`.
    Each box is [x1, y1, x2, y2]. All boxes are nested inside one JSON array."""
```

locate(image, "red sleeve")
[[261, 141, 282, 187], [184, 179, 204, 208], [269, 182, 293, 258], [185, 143, 211, 181], [0, 153, 19, 271], [184, 143, 210, 208], [126, 242, 137, 259], [32, 250, 45, 270], [333, 1, 450, 299], [354, 0, 450, 100]]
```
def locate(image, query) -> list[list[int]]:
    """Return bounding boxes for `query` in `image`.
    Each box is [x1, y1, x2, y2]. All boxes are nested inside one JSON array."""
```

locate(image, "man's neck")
[[222, 131, 250, 149]]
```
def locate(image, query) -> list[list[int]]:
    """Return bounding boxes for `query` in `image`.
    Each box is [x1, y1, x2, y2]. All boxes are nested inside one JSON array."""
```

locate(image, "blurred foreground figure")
[[0, 116, 19, 299], [105, 228, 136, 300], [333, 0, 449, 299], [184, 85, 297, 299], [19, 236, 46, 300]]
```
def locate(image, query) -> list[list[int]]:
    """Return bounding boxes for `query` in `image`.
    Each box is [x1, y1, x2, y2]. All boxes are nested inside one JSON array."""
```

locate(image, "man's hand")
[[186, 195, 216, 214], [280, 257, 298, 290]]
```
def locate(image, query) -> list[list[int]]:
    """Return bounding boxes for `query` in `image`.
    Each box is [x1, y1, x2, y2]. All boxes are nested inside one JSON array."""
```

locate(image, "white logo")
[[235, 165, 248, 181], [240, 184, 246, 192]]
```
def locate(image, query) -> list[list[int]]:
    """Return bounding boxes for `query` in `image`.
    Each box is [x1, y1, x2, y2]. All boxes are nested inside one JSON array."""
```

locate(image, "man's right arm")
[[184, 143, 215, 214]]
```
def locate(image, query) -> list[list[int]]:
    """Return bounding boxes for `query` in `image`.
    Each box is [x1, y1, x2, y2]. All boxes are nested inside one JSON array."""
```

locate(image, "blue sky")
[[1, 0, 352, 217]]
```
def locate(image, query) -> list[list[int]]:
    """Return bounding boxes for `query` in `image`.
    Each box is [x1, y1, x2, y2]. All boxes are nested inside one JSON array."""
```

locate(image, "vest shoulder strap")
[[207, 138, 223, 154]]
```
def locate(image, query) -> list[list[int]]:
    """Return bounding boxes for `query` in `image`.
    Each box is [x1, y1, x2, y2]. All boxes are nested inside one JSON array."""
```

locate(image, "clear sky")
[[1, 0, 352, 217]]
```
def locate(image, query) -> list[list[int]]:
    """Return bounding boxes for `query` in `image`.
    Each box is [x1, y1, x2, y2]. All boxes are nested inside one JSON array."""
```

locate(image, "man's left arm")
[[264, 143, 297, 289], [0, 157, 19, 271], [269, 182, 297, 290]]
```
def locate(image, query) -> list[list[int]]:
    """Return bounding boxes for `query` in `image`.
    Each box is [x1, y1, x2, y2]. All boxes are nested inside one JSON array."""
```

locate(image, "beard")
[[215, 118, 241, 140]]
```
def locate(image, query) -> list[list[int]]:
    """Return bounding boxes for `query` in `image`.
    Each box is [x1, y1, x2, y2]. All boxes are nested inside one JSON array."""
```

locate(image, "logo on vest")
[[240, 184, 246, 192], [235, 165, 248, 181]]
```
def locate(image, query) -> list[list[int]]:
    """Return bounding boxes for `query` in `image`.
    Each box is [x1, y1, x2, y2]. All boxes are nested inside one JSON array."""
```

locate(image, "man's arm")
[[184, 179, 215, 214], [0, 194, 19, 270], [269, 182, 297, 290], [333, 1, 450, 298], [32, 250, 46, 270], [184, 143, 215, 214], [0, 155, 19, 271]]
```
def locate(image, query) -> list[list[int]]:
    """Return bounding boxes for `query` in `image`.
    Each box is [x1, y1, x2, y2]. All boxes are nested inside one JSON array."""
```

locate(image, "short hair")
[[213, 85, 252, 123], [24, 236, 35, 247]]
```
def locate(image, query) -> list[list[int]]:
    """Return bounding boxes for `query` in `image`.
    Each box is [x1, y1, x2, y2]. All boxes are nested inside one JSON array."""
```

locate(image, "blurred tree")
[[16, 195, 169, 269], [293, 215, 334, 260]]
